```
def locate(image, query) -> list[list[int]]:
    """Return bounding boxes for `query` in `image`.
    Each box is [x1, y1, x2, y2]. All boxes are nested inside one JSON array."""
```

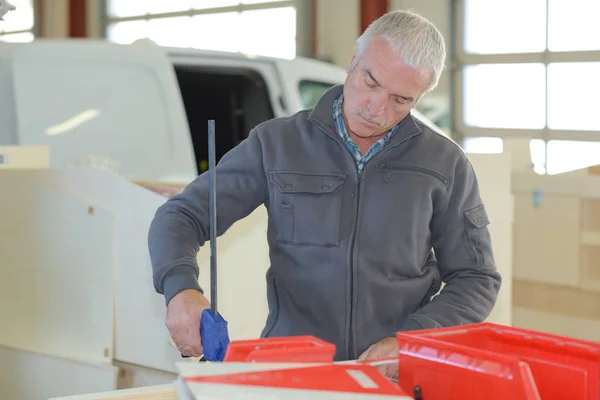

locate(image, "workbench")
[[49, 384, 177, 400]]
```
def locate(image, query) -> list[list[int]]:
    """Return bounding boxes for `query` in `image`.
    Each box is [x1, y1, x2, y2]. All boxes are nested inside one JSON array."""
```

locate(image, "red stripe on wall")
[[68, 0, 86, 37], [360, 0, 388, 33]]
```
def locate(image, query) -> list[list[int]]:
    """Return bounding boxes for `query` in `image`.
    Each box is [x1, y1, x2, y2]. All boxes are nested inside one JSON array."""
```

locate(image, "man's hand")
[[358, 336, 399, 380], [165, 289, 211, 357]]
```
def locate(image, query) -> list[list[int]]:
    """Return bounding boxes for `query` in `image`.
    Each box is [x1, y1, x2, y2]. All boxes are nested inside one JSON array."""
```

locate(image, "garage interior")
[[1, 0, 600, 399]]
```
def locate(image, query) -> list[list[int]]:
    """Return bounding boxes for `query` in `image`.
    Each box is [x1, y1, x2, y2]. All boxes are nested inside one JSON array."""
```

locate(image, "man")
[[148, 10, 501, 380]]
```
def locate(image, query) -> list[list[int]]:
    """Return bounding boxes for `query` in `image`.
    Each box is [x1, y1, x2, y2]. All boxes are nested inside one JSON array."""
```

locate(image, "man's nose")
[[368, 92, 387, 117]]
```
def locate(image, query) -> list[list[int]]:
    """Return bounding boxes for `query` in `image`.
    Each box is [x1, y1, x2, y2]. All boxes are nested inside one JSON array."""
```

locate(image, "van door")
[[4, 41, 197, 182], [168, 51, 287, 171]]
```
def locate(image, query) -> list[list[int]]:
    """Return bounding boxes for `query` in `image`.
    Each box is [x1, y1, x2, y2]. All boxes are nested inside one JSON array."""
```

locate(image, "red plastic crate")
[[223, 335, 336, 363], [395, 331, 541, 399], [408, 322, 600, 400], [184, 364, 412, 398]]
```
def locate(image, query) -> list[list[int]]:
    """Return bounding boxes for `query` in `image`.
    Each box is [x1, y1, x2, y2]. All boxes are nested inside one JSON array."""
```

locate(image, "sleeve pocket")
[[463, 204, 494, 269]]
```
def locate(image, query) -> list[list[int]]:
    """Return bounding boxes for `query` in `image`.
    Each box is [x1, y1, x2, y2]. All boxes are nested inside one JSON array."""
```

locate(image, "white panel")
[[0, 345, 118, 400], [467, 153, 513, 326], [27, 168, 271, 372], [0, 171, 114, 363], [27, 168, 180, 373], [115, 205, 270, 373], [197, 206, 270, 341]]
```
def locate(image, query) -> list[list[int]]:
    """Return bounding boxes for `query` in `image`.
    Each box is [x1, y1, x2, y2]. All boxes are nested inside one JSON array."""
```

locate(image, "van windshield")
[[299, 80, 336, 108]]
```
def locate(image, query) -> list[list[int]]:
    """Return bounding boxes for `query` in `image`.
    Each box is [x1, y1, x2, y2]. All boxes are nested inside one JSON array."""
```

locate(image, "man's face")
[[342, 37, 432, 140]]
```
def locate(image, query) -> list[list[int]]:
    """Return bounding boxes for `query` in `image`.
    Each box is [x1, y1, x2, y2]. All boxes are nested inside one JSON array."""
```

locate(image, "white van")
[[0, 40, 444, 182]]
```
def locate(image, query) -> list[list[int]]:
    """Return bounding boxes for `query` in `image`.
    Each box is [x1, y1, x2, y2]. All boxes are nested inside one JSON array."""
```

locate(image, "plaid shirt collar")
[[332, 94, 398, 173]]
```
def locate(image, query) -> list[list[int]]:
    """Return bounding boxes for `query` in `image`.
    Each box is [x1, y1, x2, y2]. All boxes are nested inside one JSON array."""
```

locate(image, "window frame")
[[452, 0, 600, 143], [101, 1, 297, 58]]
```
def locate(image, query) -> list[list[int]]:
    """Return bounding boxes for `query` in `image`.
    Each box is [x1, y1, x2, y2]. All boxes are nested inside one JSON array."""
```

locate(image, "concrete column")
[[40, 0, 69, 38]]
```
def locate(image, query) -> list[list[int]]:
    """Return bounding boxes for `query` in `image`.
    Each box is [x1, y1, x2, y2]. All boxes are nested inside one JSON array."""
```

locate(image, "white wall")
[[315, 0, 360, 68]]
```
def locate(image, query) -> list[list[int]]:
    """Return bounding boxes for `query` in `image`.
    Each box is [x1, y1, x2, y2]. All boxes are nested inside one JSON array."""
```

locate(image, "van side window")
[[174, 65, 275, 173], [299, 80, 335, 108]]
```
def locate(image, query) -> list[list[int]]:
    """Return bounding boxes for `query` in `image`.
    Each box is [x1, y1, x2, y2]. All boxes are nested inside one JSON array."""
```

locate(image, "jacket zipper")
[[310, 121, 361, 360], [310, 119, 419, 360], [347, 173, 361, 360], [378, 163, 449, 186]]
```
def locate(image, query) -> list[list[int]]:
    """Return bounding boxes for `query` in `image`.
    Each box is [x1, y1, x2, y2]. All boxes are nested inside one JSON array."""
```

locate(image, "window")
[[548, 0, 600, 52], [105, 1, 297, 59], [299, 80, 335, 108], [456, 0, 600, 174], [531, 139, 600, 175], [462, 137, 504, 154], [547, 62, 600, 131], [462, 64, 546, 129], [463, 0, 547, 54], [0, 0, 35, 43]]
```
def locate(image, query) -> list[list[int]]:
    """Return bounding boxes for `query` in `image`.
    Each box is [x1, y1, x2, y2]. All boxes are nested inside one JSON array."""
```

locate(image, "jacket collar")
[[307, 84, 423, 144]]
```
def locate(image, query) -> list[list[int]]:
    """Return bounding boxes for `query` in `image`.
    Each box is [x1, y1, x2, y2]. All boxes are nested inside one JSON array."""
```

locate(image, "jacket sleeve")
[[400, 157, 502, 331], [148, 129, 268, 305]]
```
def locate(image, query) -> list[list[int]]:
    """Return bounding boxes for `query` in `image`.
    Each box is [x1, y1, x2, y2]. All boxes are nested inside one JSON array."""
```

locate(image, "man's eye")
[[365, 79, 377, 88]]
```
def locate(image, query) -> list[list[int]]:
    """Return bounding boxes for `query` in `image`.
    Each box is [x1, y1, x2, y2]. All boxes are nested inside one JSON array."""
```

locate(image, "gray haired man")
[[148, 10, 501, 380]]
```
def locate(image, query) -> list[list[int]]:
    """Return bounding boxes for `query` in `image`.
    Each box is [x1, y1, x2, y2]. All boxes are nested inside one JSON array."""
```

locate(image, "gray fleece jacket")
[[148, 84, 502, 361]]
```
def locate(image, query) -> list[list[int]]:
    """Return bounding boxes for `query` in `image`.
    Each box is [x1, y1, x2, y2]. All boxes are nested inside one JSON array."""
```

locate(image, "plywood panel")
[[513, 307, 600, 344], [0, 172, 114, 363], [581, 199, 600, 232], [32, 168, 271, 372], [468, 153, 513, 326], [0, 146, 50, 168], [34, 168, 181, 373], [114, 361, 177, 390], [581, 245, 600, 291], [0, 345, 118, 400], [49, 384, 176, 400], [513, 194, 580, 286], [513, 278, 600, 320]]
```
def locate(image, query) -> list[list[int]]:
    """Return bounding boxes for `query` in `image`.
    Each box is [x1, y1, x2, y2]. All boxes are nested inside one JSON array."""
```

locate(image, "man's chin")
[[349, 120, 379, 137]]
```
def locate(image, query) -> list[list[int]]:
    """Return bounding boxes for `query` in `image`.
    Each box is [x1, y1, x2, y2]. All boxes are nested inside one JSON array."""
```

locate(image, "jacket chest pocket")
[[270, 171, 346, 247]]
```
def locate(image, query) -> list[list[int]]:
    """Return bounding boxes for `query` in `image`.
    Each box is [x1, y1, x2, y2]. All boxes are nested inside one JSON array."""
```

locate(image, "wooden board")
[[0, 345, 118, 400], [513, 194, 581, 287], [0, 145, 50, 169], [32, 168, 182, 373], [0, 171, 114, 363], [49, 384, 177, 400]]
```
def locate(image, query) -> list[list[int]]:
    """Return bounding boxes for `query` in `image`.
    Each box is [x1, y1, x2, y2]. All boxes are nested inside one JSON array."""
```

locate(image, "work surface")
[[50, 384, 177, 400]]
